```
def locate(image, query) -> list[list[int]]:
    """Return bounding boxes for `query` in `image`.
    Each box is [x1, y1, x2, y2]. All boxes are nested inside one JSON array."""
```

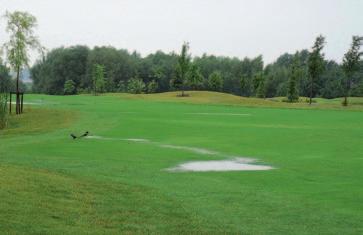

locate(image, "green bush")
[[127, 78, 145, 94], [117, 80, 127, 92], [64, 80, 76, 95], [208, 71, 223, 91], [146, 80, 158, 93]]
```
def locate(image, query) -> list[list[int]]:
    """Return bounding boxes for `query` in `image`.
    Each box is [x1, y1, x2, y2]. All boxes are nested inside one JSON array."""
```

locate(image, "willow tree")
[[2, 11, 43, 114], [342, 36, 362, 106]]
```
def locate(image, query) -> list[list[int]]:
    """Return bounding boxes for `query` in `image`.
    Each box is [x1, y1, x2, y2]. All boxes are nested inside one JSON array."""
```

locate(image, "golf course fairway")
[[1, 92, 362, 234]]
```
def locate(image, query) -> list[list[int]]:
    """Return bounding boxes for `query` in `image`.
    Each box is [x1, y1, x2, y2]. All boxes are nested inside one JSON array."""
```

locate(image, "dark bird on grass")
[[70, 134, 77, 139], [79, 131, 89, 138]]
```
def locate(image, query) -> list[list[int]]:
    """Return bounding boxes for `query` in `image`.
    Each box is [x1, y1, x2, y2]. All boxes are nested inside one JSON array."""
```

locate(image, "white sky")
[[0, 0, 362, 64]]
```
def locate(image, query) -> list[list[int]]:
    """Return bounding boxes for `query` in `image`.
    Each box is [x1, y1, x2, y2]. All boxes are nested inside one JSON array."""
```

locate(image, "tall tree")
[[64, 80, 76, 95], [2, 11, 43, 114], [287, 53, 301, 102], [307, 35, 326, 105], [187, 64, 204, 90], [255, 73, 265, 98], [92, 64, 106, 95], [174, 42, 191, 96], [208, 71, 223, 91], [342, 36, 362, 106]]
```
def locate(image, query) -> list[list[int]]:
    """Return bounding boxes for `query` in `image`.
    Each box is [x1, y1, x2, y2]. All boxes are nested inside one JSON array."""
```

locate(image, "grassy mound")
[[114, 91, 363, 110]]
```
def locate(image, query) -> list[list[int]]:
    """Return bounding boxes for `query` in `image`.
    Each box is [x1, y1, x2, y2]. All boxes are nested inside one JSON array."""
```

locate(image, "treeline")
[[30, 44, 363, 98]]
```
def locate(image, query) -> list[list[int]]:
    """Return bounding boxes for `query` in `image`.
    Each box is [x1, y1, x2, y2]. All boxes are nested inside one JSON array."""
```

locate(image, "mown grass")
[[0, 92, 362, 234]]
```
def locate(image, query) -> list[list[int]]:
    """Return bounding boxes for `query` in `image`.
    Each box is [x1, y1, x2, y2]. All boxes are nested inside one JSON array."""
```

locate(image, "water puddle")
[[85, 135, 274, 172], [186, 113, 251, 116], [167, 158, 273, 172], [124, 138, 150, 142], [159, 144, 217, 155], [85, 136, 149, 142], [7, 101, 42, 105], [7, 100, 60, 105]]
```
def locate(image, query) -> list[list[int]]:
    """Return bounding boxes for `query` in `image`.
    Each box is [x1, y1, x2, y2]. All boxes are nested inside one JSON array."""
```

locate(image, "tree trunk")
[[343, 77, 350, 106], [343, 96, 348, 106], [9, 93, 12, 114], [16, 66, 20, 114], [309, 77, 313, 105]]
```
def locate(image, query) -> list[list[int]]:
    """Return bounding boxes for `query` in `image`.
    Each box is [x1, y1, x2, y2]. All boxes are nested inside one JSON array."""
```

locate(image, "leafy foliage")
[[30, 42, 363, 99], [308, 35, 326, 104], [187, 64, 204, 90], [255, 73, 265, 98], [117, 80, 127, 92], [63, 80, 76, 95], [0, 63, 11, 129], [287, 53, 301, 102], [127, 78, 145, 94], [146, 80, 158, 93], [1, 11, 43, 114], [92, 64, 106, 95], [2, 11, 42, 72], [208, 71, 223, 91], [174, 42, 191, 96], [342, 36, 362, 106]]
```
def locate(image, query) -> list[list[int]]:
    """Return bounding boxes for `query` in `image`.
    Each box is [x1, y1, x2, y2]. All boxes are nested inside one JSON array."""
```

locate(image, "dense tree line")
[[27, 43, 363, 98]]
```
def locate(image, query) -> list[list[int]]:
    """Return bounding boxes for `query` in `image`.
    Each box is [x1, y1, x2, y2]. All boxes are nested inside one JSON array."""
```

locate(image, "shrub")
[[146, 80, 158, 93], [64, 80, 76, 95], [117, 80, 127, 92], [208, 71, 223, 91], [127, 78, 145, 94]]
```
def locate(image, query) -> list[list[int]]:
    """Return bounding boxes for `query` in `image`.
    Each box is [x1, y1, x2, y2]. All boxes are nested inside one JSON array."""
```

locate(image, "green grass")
[[113, 91, 363, 110], [0, 91, 363, 234]]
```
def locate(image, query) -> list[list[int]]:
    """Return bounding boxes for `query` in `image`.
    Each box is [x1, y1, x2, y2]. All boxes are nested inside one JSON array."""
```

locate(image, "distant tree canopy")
[[31, 43, 363, 98]]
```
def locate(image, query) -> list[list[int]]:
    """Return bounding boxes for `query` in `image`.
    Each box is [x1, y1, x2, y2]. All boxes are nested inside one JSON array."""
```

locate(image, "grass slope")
[[114, 91, 363, 110], [0, 92, 362, 234]]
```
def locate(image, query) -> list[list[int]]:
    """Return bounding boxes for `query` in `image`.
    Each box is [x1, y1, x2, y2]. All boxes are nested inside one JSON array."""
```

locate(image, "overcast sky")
[[0, 0, 362, 64]]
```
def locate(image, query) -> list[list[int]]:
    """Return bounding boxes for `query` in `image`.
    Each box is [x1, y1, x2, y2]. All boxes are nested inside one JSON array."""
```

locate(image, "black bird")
[[79, 131, 89, 138], [70, 134, 77, 139]]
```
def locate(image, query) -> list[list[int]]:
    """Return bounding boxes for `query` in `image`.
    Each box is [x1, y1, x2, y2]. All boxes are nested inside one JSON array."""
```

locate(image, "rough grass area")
[[1, 107, 77, 136], [0, 164, 203, 234], [0, 92, 362, 234]]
